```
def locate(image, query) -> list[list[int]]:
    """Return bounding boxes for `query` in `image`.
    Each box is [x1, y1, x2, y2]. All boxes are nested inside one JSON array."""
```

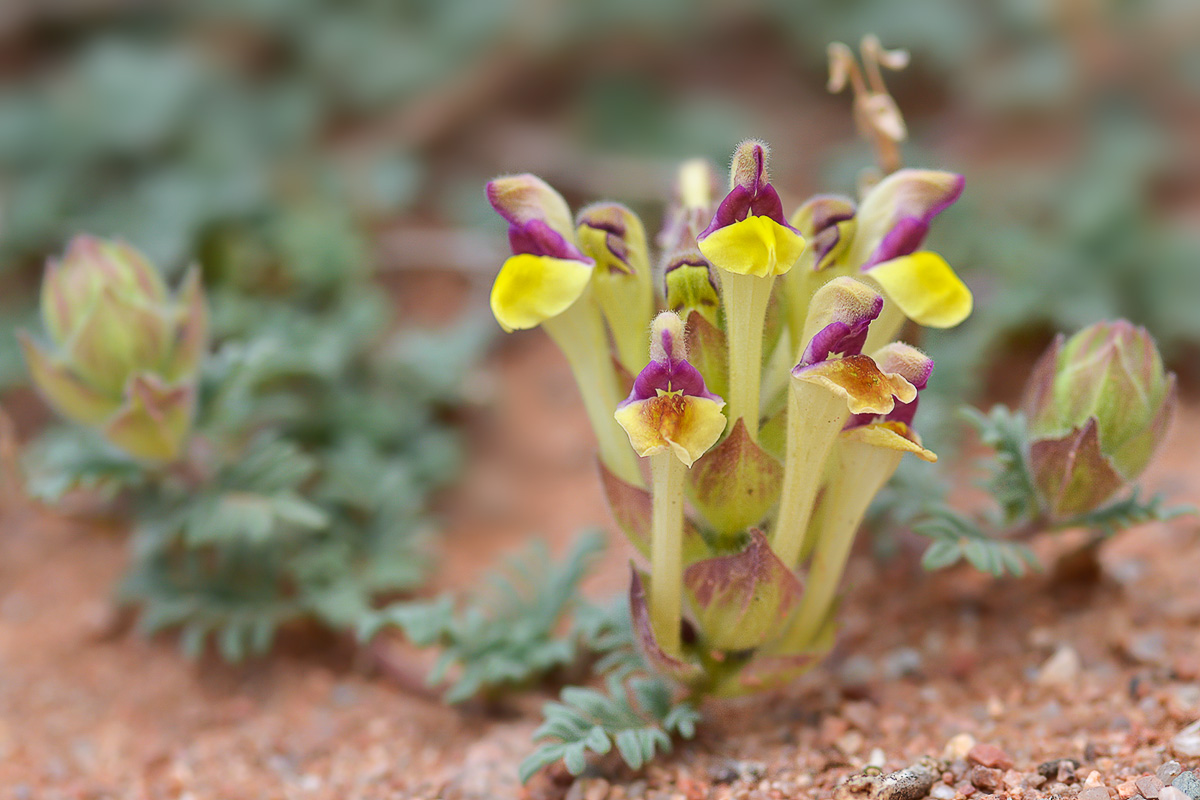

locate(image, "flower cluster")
[[487, 138, 971, 694]]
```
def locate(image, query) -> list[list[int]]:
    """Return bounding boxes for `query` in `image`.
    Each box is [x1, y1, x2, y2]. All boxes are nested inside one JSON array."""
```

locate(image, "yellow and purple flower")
[[696, 141, 806, 279], [487, 174, 645, 487], [487, 174, 595, 333], [614, 313, 726, 468]]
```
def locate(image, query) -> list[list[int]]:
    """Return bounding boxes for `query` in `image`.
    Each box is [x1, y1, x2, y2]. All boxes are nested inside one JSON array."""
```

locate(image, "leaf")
[[519, 674, 700, 783], [361, 530, 607, 702]]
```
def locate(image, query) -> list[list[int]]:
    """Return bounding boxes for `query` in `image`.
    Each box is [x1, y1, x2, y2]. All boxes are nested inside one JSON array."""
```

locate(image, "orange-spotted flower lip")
[[697, 144, 799, 240], [619, 326, 720, 407], [795, 297, 884, 369], [845, 344, 934, 430]]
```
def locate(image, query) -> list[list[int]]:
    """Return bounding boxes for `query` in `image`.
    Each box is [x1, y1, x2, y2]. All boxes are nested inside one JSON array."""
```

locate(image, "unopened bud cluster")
[[22, 236, 207, 463], [1022, 320, 1176, 518]]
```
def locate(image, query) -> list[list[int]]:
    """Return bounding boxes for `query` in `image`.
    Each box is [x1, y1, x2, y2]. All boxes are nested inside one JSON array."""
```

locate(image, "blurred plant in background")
[[17, 233, 485, 660]]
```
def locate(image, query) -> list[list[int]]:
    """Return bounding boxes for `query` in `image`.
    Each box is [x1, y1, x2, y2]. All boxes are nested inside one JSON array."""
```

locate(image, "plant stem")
[[787, 438, 903, 646], [543, 293, 644, 487], [649, 450, 685, 657], [720, 270, 774, 441], [772, 382, 852, 568]]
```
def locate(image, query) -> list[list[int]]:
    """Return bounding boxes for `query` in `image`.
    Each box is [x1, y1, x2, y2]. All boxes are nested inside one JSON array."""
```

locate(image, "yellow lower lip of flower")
[[615, 392, 726, 467], [865, 251, 972, 328], [490, 254, 594, 332], [698, 216, 807, 278], [793, 354, 916, 415], [843, 420, 937, 462]]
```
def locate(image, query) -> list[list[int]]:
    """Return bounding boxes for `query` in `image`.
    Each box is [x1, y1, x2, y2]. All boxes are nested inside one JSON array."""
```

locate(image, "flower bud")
[[1022, 320, 1177, 516], [21, 236, 207, 462], [576, 202, 655, 373], [789, 195, 856, 272]]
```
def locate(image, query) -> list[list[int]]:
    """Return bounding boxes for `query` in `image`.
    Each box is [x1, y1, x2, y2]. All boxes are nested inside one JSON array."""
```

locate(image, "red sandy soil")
[[2, 277, 1199, 799]]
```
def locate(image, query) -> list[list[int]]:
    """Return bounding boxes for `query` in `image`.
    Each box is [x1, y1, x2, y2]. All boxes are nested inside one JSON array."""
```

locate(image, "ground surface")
[[1, 275, 1199, 800]]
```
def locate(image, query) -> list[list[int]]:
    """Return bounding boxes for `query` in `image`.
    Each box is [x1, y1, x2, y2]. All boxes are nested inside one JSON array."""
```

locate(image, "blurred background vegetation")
[[2, 0, 1197, 398]]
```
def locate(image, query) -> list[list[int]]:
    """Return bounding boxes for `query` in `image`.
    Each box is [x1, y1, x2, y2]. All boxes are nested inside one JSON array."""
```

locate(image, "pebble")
[[1172, 721, 1200, 757], [943, 734, 977, 762], [1127, 631, 1169, 665], [1081, 788, 1113, 800], [1121, 781, 1144, 799], [872, 765, 936, 800], [840, 656, 877, 691], [969, 766, 1001, 793], [1172, 772, 1200, 800], [930, 785, 956, 800], [1036, 646, 1082, 688], [708, 760, 765, 784], [1038, 759, 1081, 782], [1160, 763, 1185, 783], [1137, 776, 1166, 798], [1162, 789, 1192, 800], [882, 647, 924, 680], [967, 744, 1014, 771]]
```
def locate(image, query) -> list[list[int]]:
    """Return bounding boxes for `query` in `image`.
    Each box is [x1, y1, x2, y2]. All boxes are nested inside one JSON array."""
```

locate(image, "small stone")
[[1120, 781, 1141, 800], [1080, 789, 1112, 800], [969, 767, 1001, 793], [944, 734, 977, 762], [931, 785, 956, 800], [1003, 771, 1024, 790], [1162, 789, 1192, 800], [1137, 776, 1165, 798], [835, 773, 879, 800], [1036, 646, 1082, 688], [1087, 771, 1107, 788], [840, 656, 877, 691], [967, 744, 1014, 771], [708, 760, 765, 785], [1038, 759, 1081, 782], [1172, 721, 1200, 758], [869, 749, 887, 769], [882, 647, 924, 680], [1172, 772, 1200, 800], [1128, 631, 1169, 665], [838, 730, 865, 756], [1159, 764, 1185, 784], [873, 765, 936, 800]]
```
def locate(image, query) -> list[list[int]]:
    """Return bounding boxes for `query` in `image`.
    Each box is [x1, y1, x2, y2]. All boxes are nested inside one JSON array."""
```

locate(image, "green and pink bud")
[[1022, 320, 1177, 518], [21, 235, 207, 463]]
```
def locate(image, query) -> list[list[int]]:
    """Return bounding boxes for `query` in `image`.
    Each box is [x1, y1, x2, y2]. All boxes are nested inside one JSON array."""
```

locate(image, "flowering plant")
[[486, 123, 972, 694]]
